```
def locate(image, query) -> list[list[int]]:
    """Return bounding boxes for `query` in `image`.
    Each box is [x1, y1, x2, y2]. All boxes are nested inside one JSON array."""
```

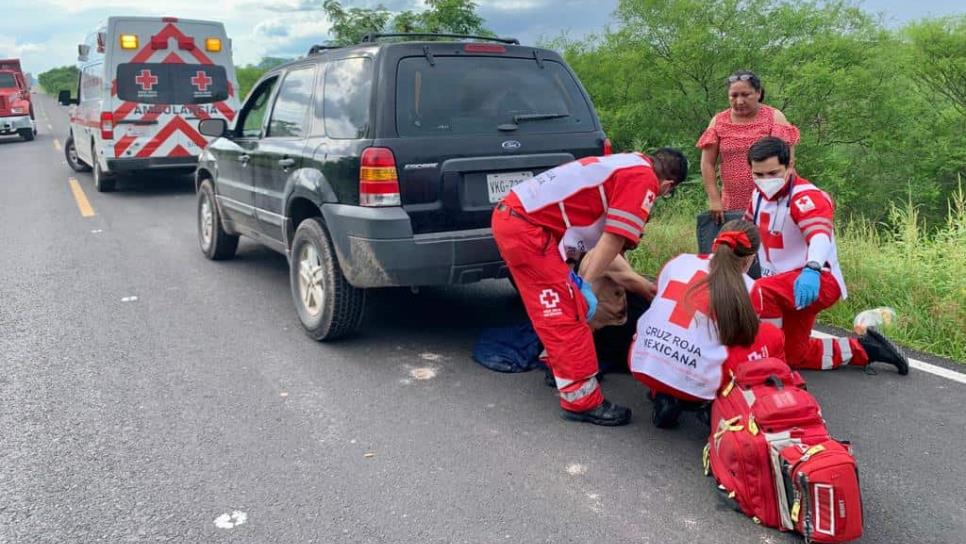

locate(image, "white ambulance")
[[59, 16, 240, 191]]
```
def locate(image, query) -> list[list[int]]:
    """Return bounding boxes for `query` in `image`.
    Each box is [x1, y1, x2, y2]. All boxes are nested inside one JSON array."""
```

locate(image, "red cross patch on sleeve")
[[794, 195, 816, 213], [641, 190, 657, 213]]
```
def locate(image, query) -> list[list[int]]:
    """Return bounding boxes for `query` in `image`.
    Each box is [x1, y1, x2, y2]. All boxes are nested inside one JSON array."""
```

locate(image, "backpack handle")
[[765, 374, 785, 389]]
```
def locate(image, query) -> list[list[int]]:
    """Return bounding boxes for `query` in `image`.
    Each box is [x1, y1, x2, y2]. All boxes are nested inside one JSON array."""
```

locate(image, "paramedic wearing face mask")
[[492, 149, 689, 426], [744, 137, 909, 375]]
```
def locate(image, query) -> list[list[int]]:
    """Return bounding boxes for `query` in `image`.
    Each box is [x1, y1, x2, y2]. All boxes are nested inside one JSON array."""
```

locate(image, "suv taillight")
[[603, 137, 613, 156], [100, 112, 114, 140], [360, 147, 401, 207]]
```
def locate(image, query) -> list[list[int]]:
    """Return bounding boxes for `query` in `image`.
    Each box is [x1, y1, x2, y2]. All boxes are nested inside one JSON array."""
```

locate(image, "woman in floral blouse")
[[697, 70, 800, 224]]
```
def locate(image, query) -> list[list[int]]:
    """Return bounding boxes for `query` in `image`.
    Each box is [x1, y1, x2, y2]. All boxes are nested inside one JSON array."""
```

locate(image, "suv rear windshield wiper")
[[513, 112, 570, 123], [498, 112, 571, 131]]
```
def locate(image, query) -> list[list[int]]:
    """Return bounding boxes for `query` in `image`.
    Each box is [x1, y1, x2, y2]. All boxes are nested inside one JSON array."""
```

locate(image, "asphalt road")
[[2, 93, 965, 544]]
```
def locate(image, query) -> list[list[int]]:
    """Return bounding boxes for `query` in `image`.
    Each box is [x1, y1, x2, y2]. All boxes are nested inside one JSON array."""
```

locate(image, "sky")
[[1, 0, 962, 76]]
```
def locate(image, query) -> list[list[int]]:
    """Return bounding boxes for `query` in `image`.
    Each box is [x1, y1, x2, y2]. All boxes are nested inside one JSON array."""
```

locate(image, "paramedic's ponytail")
[[704, 220, 761, 346]]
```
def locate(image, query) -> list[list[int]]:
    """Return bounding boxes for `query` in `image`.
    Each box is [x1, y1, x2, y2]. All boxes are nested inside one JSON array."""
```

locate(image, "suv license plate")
[[487, 171, 533, 204]]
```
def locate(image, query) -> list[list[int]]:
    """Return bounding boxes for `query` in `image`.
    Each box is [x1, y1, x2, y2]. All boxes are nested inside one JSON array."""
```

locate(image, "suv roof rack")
[[307, 44, 342, 55], [359, 32, 520, 45]]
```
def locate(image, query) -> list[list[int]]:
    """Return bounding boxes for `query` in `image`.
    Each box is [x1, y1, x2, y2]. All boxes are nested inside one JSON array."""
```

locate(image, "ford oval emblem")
[[502, 140, 522, 150]]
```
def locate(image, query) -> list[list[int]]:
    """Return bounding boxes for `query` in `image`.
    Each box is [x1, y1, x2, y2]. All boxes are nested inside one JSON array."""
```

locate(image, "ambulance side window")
[[237, 77, 278, 139]]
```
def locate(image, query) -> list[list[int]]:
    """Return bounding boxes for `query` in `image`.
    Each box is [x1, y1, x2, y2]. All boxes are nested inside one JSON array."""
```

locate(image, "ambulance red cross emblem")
[[135, 69, 159, 91], [191, 70, 213, 92]]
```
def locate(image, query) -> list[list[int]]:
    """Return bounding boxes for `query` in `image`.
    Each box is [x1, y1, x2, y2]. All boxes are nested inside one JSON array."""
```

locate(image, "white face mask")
[[754, 176, 787, 199]]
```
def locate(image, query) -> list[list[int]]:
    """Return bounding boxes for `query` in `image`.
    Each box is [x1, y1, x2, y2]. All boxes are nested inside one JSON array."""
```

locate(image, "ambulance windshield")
[[116, 63, 229, 105], [0, 73, 16, 88]]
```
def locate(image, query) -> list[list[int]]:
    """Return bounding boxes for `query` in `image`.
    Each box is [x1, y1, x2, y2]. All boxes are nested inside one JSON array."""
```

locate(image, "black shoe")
[[561, 399, 631, 426], [695, 403, 712, 428], [858, 328, 910, 376], [651, 393, 683, 429]]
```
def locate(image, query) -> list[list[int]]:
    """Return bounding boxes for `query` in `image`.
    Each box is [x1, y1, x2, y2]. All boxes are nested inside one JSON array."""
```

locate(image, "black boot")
[[858, 328, 910, 375], [561, 399, 631, 426], [651, 393, 683, 429]]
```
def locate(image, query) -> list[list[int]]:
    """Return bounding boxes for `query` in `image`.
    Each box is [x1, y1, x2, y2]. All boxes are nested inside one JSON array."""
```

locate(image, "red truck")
[[0, 58, 36, 141]]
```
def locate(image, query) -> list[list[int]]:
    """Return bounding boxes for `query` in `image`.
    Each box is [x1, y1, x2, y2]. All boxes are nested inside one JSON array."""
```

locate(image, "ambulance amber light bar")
[[205, 38, 222, 52], [120, 34, 139, 49]]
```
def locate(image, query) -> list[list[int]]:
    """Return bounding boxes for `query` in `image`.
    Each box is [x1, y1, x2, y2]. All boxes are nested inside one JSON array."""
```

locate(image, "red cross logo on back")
[[191, 70, 213, 92], [660, 270, 710, 328], [135, 69, 159, 92], [758, 211, 784, 262]]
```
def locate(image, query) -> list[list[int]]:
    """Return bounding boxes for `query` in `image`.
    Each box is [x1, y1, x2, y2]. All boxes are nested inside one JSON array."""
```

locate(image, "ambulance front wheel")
[[92, 154, 116, 192], [65, 135, 91, 172], [289, 217, 366, 342]]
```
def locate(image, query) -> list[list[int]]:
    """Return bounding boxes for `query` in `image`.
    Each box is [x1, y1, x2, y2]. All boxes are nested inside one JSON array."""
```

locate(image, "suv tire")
[[92, 150, 116, 192], [290, 218, 365, 341], [65, 135, 91, 172], [19, 128, 34, 141], [197, 179, 239, 260]]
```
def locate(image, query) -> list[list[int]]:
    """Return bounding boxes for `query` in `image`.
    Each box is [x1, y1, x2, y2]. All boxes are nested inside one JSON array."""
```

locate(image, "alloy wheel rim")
[[297, 243, 325, 317], [200, 196, 213, 247]]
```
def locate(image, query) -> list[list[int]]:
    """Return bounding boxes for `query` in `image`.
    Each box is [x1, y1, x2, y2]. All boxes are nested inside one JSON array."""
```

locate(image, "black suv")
[[196, 33, 609, 340]]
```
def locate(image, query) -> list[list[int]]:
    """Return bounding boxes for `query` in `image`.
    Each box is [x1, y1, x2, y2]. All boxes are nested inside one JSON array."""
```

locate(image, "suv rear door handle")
[[239, 154, 250, 164], [278, 158, 296, 168]]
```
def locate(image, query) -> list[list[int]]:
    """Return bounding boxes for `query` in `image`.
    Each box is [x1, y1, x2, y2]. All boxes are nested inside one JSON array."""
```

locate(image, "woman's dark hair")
[[747, 136, 791, 166], [727, 69, 765, 102], [652, 147, 689, 185], [688, 219, 761, 346]]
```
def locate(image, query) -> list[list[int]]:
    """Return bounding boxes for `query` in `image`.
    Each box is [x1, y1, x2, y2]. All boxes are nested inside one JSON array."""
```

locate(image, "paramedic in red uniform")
[[744, 137, 909, 374], [629, 220, 786, 428], [492, 149, 689, 426]]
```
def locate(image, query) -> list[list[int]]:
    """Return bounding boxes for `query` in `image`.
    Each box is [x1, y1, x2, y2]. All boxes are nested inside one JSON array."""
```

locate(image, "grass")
[[627, 181, 966, 363]]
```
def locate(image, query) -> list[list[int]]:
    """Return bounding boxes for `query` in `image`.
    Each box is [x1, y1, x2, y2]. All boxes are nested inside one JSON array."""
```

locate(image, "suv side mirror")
[[58, 90, 77, 106], [198, 118, 228, 138]]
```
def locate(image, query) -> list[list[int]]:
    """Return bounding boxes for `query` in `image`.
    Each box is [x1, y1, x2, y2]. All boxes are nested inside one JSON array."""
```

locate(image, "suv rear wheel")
[[290, 218, 365, 341], [65, 134, 91, 172], [197, 179, 239, 260]]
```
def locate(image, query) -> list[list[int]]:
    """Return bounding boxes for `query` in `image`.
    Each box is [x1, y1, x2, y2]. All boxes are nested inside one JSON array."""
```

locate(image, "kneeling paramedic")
[[629, 220, 786, 428], [744, 137, 909, 374], [492, 149, 688, 426]]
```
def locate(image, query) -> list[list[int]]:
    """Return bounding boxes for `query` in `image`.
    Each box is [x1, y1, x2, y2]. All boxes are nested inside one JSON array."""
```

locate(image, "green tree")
[[323, 0, 492, 45], [37, 66, 79, 96], [323, 0, 392, 46], [558, 0, 964, 222]]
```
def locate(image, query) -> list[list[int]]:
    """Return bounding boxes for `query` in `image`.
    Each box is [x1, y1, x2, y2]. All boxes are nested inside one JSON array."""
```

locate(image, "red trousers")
[[492, 206, 604, 412], [752, 270, 868, 370]]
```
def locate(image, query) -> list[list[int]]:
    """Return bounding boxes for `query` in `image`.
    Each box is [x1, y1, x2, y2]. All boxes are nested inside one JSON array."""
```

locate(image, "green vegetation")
[[36, 65, 79, 96], [236, 57, 290, 98], [556, 1, 965, 225], [323, 0, 492, 46]]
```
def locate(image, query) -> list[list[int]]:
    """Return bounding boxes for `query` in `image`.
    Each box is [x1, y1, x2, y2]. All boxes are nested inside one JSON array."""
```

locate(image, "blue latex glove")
[[794, 267, 821, 310], [569, 271, 598, 321]]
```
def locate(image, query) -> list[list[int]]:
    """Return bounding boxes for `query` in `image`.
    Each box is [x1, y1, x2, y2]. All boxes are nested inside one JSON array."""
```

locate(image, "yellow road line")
[[68, 178, 96, 217], [53, 139, 62, 151]]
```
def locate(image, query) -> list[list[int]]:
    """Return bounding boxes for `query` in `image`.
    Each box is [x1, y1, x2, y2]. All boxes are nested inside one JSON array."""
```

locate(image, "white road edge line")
[[812, 330, 966, 385]]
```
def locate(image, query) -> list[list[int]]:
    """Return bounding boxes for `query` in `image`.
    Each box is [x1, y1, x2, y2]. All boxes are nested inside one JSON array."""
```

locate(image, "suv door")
[[214, 75, 278, 234], [250, 64, 317, 244]]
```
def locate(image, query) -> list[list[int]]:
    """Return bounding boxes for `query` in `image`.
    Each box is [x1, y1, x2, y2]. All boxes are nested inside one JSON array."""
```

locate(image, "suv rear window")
[[396, 56, 594, 136], [116, 63, 229, 104], [0, 73, 15, 88]]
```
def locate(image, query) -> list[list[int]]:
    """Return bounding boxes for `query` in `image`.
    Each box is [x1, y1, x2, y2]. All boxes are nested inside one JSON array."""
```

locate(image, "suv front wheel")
[[290, 218, 365, 341], [197, 179, 239, 260]]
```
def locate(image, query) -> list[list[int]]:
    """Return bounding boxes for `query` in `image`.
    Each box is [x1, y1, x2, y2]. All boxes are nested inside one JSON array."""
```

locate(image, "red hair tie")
[[712, 231, 752, 252]]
